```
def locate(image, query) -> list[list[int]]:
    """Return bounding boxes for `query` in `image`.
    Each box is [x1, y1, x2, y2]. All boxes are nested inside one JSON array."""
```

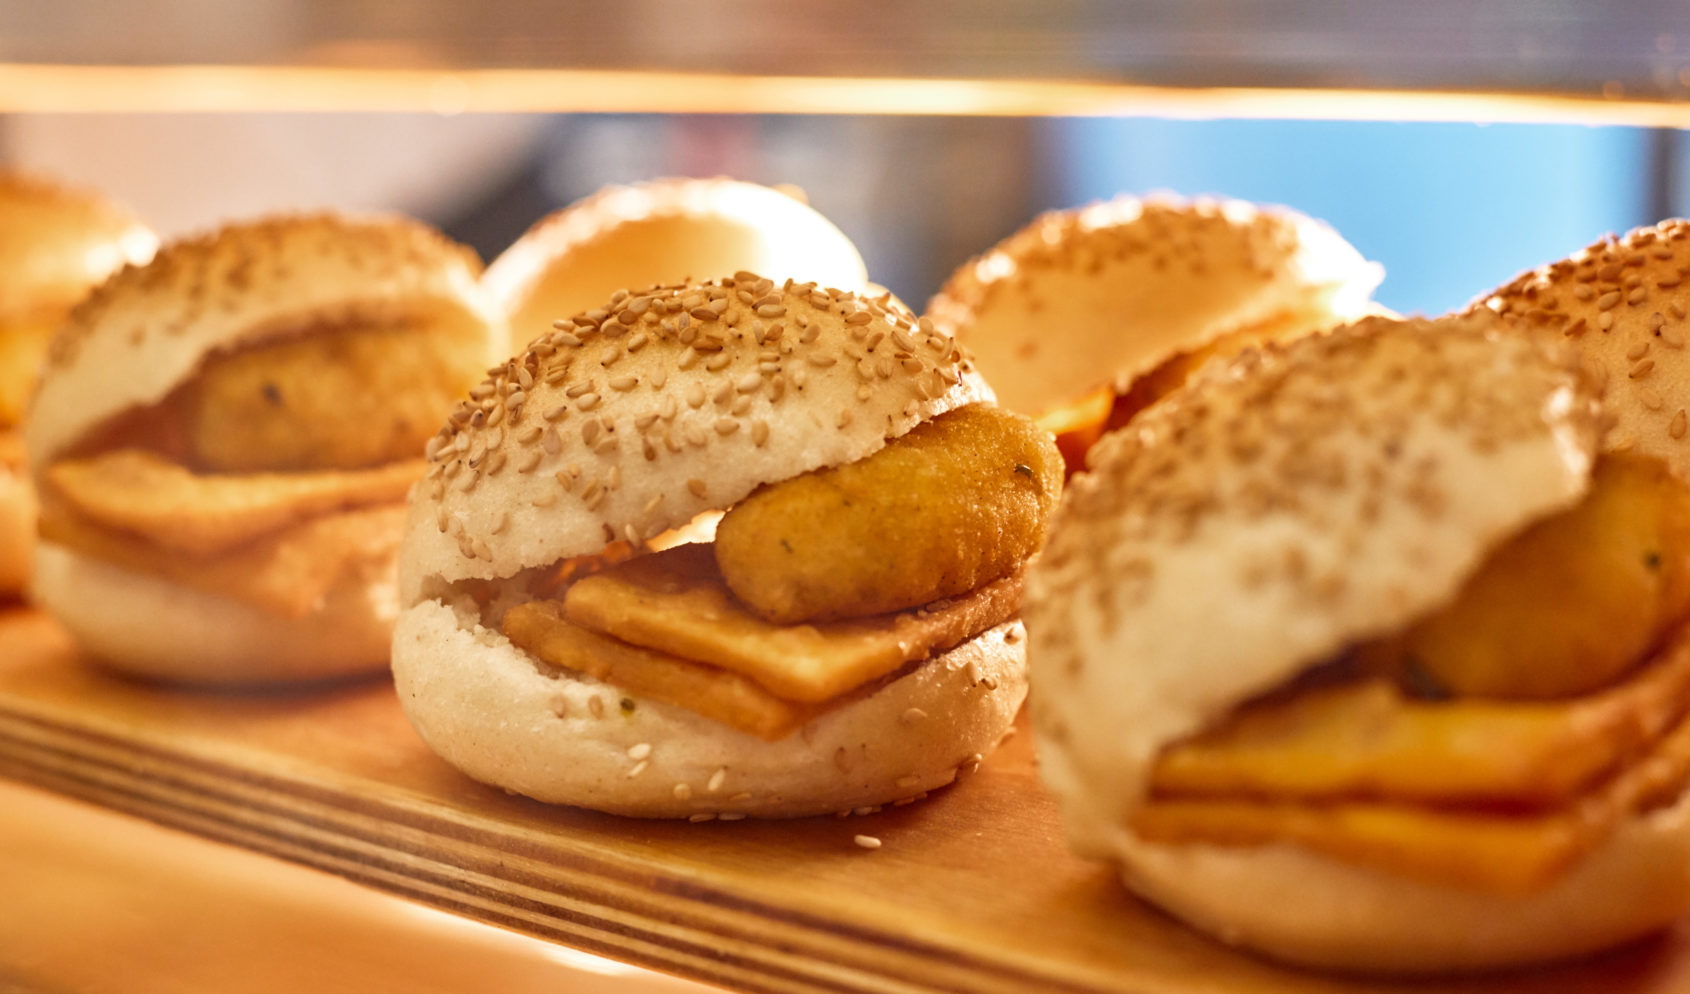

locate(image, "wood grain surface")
[[3, 604, 1690, 994]]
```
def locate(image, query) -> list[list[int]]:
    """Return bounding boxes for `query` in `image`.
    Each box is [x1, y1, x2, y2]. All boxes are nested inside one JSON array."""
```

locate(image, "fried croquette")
[[181, 321, 487, 472], [714, 403, 1061, 624], [1360, 454, 1690, 699]]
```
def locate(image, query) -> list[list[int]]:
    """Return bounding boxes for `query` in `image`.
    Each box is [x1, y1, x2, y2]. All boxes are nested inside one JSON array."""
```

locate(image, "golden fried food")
[[47, 448, 422, 556], [1152, 633, 1690, 806], [1362, 454, 1690, 699], [181, 322, 485, 472], [1135, 704, 1690, 894], [0, 317, 53, 427], [503, 601, 822, 741], [714, 404, 1061, 624], [40, 499, 405, 617], [563, 543, 1023, 702]]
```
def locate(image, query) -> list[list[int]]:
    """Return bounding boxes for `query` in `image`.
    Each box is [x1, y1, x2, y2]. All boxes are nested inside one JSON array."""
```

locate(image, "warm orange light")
[[4, 63, 1690, 125]]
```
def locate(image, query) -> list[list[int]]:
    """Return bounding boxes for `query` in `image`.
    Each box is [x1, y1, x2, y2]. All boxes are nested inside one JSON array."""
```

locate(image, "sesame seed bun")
[[1473, 218, 1690, 480], [926, 195, 1382, 417], [402, 277, 991, 597], [393, 599, 1025, 818], [26, 212, 505, 682], [1025, 314, 1645, 972], [32, 542, 397, 685], [28, 211, 503, 470], [396, 275, 1028, 817], [484, 178, 869, 352]]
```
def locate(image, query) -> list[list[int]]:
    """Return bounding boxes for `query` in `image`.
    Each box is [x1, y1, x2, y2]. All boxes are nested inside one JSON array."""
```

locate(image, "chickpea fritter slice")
[[181, 321, 486, 472], [1362, 453, 1690, 700], [714, 403, 1062, 624]]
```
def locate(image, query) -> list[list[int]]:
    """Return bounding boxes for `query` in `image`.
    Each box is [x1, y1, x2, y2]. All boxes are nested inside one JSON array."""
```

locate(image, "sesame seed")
[[577, 392, 602, 411], [751, 419, 770, 446], [1675, 411, 1689, 439], [673, 783, 693, 801], [705, 353, 732, 372], [1628, 341, 1651, 360], [1631, 358, 1656, 378], [1599, 312, 1615, 332], [707, 768, 726, 793], [837, 408, 853, 428], [853, 835, 882, 850], [714, 418, 740, 435], [610, 375, 638, 391], [806, 352, 837, 367], [688, 813, 717, 823], [1630, 287, 1649, 305], [901, 707, 927, 724], [717, 812, 747, 822], [605, 465, 622, 489]]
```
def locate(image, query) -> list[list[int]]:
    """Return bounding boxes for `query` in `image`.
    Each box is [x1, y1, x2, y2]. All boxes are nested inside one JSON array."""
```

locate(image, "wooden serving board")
[[3, 604, 1690, 994]]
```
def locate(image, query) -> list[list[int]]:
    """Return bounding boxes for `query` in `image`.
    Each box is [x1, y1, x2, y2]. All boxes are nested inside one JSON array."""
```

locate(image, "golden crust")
[[1472, 217, 1690, 482], [925, 195, 1380, 415], [401, 274, 993, 594]]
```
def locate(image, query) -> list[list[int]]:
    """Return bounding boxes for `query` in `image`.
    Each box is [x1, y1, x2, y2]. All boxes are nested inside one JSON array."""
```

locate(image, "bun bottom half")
[[0, 465, 32, 597], [32, 542, 397, 686], [1109, 783, 1690, 974], [392, 596, 1027, 818]]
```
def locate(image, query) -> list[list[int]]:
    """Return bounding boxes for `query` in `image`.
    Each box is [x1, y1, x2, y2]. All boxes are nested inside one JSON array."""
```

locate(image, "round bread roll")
[[926, 195, 1382, 418], [1021, 314, 1690, 972], [0, 172, 156, 597], [395, 274, 1032, 818], [28, 212, 504, 683], [33, 542, 396, 685], [483, 178, 869, 352], [1473, 217, 1690, 481]]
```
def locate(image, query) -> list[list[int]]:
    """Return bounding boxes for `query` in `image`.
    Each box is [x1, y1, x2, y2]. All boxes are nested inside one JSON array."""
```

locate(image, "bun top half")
[[0, 171, 157, 323], [927, 195, 1382, 415], [27, 212, 502, 467], [1026, 314, 1602, 856], [484, 178, 869, 351], [1473, 218, 1690, 481], [402, 275, 991, 596]]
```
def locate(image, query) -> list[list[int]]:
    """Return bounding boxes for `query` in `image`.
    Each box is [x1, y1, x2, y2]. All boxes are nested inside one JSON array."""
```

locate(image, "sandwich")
[[1026, 313, 1690, 972], [27, 212, 504, 684], [0, 172, 156, 596], [394, 272, 1061, 818], [926, 195, 1381, 471]]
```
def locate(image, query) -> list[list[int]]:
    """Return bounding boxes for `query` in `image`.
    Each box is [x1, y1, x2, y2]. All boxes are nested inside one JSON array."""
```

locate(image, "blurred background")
[[6, 0, 1690, 317]]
